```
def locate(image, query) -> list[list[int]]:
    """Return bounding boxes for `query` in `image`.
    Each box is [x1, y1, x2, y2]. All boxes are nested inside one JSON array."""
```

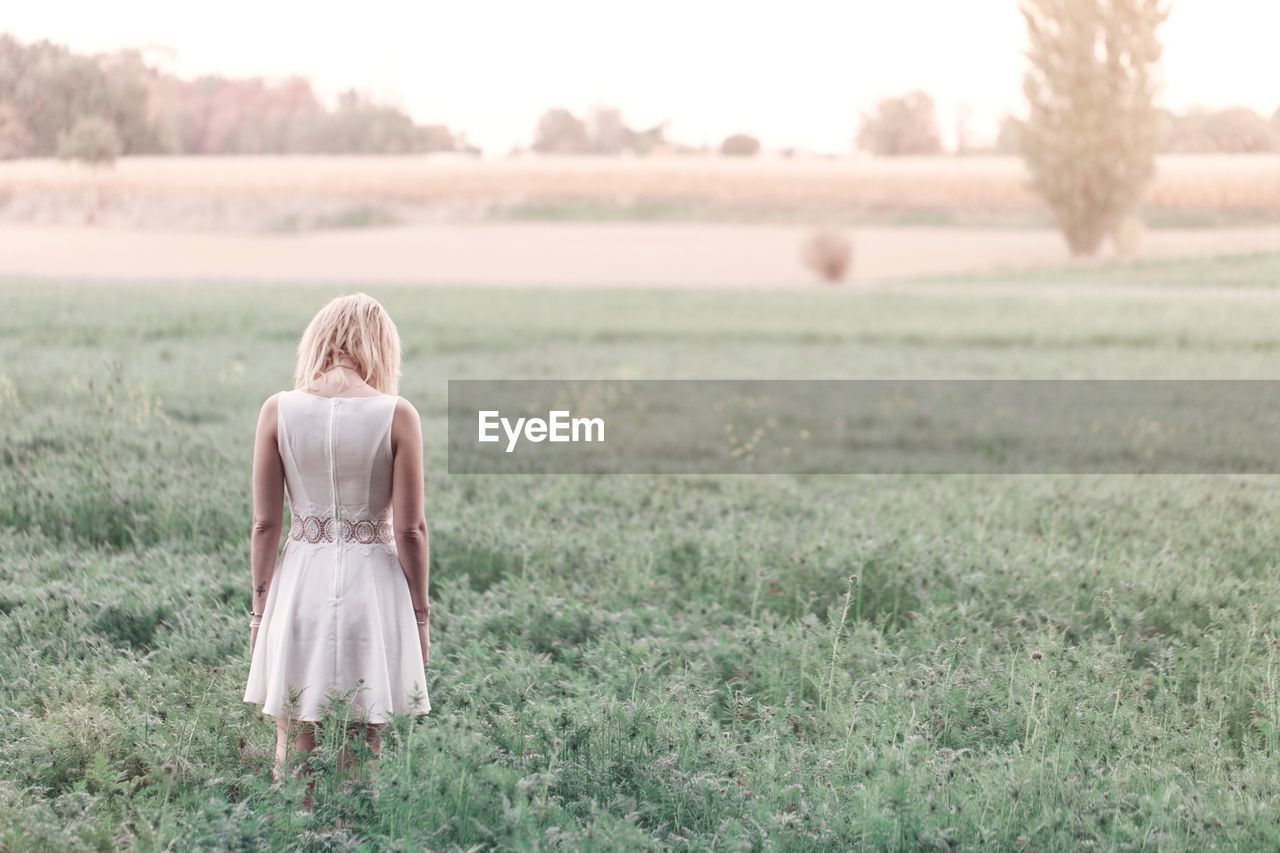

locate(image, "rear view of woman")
[[242, 293, 432, 807]]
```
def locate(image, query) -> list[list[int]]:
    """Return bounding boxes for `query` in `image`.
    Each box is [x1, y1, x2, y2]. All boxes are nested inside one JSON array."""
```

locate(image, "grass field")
[[4, 258, 1280, 849]]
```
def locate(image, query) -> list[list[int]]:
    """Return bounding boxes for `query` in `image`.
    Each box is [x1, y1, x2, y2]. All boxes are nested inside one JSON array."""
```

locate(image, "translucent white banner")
[[447, 380, 1280, 474]]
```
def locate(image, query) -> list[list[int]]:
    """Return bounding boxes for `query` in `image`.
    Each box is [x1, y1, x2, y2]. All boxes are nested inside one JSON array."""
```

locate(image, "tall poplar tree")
[[1015, 0, 1169, 256]]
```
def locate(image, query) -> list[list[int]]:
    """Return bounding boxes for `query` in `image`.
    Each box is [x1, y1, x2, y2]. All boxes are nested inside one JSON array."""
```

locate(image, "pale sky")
[[8, 1, 1279, 154]]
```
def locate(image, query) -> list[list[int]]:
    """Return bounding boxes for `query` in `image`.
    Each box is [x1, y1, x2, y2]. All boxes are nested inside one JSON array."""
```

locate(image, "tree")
[[856, 91, 942, 155], [533, 106, 666, 156], [1161, 106, 1273, 153], [719, 133, 760, 156], [0, 101, 32, 158], [627, 122, 668, 156], [0, 36, 159, 156], [994, 115, 1022, 155], [56, 116, 122, 166], [954, 106, 971, 154], [300, 89, 457, 154], [532, 108, 589, 154], [1014, 0, 1169, 256], [421, 125, 471, 154], [0, 34, 468, 157], [588, 106, 628, 154]]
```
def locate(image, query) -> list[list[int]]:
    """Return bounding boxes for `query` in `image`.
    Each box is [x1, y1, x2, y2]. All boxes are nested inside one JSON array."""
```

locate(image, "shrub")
[[719, 134, 760, 157], [801, 229, 854, 283], [56, 116, 122, 167]]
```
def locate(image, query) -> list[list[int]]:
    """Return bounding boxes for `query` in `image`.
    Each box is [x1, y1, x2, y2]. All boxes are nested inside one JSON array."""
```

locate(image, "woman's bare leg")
[[335, 721, 384, 781], [360, 722, 384, 781], [274, 715, 383, 811], [275, 716, 319, 808], [365, 722, 384, 758]]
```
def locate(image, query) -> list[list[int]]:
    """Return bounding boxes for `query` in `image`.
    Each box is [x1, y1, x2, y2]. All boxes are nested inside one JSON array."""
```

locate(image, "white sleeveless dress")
[[243, 389, 431, 724]]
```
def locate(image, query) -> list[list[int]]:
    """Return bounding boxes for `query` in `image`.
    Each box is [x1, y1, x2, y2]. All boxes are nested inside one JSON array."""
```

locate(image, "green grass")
[[267, 204, 403, 234], [487, 199, 1280, 230], [909, 251, 1280, 290], [3, 259, 1280, 849]]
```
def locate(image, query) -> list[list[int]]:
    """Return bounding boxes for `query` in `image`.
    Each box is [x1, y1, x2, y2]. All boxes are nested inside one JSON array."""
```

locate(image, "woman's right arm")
[[390, 397, 431, 665]]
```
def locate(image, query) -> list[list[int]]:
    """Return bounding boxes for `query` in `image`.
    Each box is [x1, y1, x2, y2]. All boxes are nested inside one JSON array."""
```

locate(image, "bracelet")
[[413, 604, 431, 616]]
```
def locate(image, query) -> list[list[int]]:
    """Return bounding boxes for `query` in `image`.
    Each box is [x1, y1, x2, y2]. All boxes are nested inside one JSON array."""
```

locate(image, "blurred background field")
[[0, 154, 1275, 286], [0, 154, 1276, 230], [0, 22, 1277, 286], [5, 261, 1280, 848]]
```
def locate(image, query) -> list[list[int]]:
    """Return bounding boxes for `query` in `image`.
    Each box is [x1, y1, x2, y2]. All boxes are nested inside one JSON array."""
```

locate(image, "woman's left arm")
[[249, 393, 285, 643]]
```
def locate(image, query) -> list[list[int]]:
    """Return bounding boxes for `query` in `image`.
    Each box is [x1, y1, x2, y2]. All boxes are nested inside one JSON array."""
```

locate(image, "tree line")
[[0, 35, 471, 162], [855, 92, 1280, 157], [532, 91, 1280, 160], [5, 30, 1273, 167]]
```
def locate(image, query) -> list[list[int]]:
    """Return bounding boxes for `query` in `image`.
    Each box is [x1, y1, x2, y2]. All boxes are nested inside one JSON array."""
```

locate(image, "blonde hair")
[[294, 293, 401, 395]]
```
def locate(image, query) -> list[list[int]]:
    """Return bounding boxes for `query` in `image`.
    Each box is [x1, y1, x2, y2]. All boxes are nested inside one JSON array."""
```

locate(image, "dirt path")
[[0, 222, 1276, 287]]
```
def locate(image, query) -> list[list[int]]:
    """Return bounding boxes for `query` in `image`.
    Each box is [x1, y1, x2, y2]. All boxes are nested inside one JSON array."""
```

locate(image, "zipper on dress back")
[[329, 398, 342, 598]]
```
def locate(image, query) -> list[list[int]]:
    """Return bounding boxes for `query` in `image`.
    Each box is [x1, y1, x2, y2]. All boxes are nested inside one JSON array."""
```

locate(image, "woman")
[[242, 293, 432, 807]]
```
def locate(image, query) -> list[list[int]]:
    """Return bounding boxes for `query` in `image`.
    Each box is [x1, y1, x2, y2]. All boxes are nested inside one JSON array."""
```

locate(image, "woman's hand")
[[417, 621, 430, 667], [250, 621, 261, 657]]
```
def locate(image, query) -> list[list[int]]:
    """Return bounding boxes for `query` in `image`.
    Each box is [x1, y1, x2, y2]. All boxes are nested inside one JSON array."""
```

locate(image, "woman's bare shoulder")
[[255, 391, 286, 430], [393, 395, 421, 419], [262, 390, 287, 412], [391, 395, 422, 449]]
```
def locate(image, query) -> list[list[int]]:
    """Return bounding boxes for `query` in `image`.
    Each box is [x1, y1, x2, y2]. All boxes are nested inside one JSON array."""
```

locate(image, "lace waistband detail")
[[289, 513, 394, 545]]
